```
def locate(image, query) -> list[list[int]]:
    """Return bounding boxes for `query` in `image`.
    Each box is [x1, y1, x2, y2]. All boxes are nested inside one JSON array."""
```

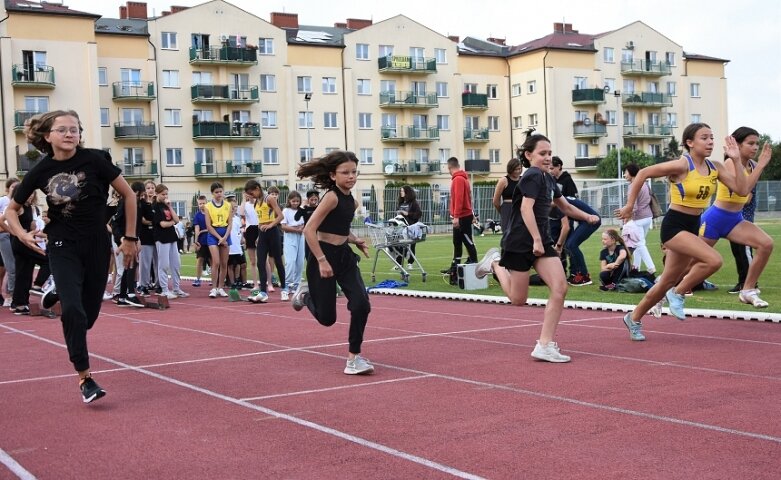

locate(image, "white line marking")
[[0, 448, 37, 480], [242, 374, 436, 401]]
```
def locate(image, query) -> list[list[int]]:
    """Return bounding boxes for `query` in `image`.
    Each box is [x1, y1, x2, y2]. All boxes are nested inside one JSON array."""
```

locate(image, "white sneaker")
[[173, 290, 190, 298], [475, 247, 500, 279], [208, 288, 217, 298], [163, 292, 177, 300], [217, 288, 228, 297], [2, 298, 11, 307], [406, 264, 414, 270], [248, 291, 269, 303], [103, 291, 114, 301], [280, 290, 289, 301], [531, 340, 571, 363], [292, 282, 309, 311], [739, 289, 768, 308], [650, 299, 664, 318], [344, 355, 375, 375]]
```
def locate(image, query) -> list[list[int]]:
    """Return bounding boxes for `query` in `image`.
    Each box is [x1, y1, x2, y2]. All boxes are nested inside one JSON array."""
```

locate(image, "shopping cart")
[[366, 220, 428, 283]]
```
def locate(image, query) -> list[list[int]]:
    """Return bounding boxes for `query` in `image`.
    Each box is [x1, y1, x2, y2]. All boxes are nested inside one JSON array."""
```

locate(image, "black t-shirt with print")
[[503, 166, 562, 253], [600, 245, 626, 265], [13, 148, 120, 240], [152, 203, 179, 244], [139, 200, 156, 245]]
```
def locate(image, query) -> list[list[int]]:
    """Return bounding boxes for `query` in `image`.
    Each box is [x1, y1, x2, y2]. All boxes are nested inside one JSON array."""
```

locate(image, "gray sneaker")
[[623, 312, 646, 341], [530, 340, 571, 363], [475, 248, 500, 279], [649, 299, 664, 319], [344, 355, 375, 375], [291, 282, 309, 311], [665, 288, 686, 320]]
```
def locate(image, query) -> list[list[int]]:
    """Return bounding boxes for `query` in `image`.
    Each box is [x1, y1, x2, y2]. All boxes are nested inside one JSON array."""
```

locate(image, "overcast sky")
[[66, 0, 781, 140]]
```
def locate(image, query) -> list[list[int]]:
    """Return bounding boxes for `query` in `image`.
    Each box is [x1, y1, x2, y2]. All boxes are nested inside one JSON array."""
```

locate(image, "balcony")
[[463, 128, 489, 142], [623, 124, 675, 138], [378, 91, 437, 108], [189, 46, 258, 66], [191, 84, 259, 103], [112, 82, 156, 101], [571, 88, 606, 105], [382, 161, 441, 176], [461, 93, 488, 109], [380, 125, 439, 142], [377, 55, 436, 74], [12, 64, 55, 88], [194, 160, 263, 177], [114, 122, 157, 140], [621, 92, 673, 108], [192, 121, 260, 141], [620, 60, 672, 77], [16, 150, 44, 174], [572, 121, 608, 138], [117, 161, 158, 178], [13, 110, 42, 131], [574, 156, 604, 170], [464, 159, 491, 173]]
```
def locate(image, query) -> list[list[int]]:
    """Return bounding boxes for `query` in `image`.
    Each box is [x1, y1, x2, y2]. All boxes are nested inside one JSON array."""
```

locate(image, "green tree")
[[664, 137, 682, 160], [368, 184, 379, 222], [596, 148, 655, 178], [759, 135, 781, 180]]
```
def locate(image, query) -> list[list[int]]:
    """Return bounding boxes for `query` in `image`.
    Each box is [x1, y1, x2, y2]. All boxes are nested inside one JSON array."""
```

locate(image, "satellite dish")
[[583, 118, 592, 126], [384, 164, 395, 174]]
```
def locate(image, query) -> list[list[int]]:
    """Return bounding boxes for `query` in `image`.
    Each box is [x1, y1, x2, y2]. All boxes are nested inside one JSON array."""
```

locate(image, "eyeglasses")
[[335, 169, 359, 176], [50, 127, 81, 135]]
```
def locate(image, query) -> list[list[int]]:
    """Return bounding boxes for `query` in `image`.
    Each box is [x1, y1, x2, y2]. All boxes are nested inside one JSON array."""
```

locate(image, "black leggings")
[[11, 239, 50, 308], [256, 225, 285, 293], [304, 242, 370, 354], [452, 214, 478, 264]]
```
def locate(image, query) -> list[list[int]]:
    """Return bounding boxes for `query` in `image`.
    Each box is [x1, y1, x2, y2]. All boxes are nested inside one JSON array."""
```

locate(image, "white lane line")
[[0, 448, 37, 480], [241, 374, 436, 401]]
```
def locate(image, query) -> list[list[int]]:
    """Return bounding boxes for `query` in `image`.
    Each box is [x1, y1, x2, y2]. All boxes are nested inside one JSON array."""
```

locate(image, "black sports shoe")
[[79, 376, 106, 404], [42, 285, 59, 309], [13, 305, 30, 316], [728, 283, 743, 294]]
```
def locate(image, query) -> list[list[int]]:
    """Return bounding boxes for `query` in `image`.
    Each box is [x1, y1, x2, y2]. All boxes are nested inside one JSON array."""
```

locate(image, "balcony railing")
[[623, 124, 675, 138], [189, 46, 258, 65], [11, 64, 55, 88], [112, 81, 156, 101], [464, 159, 491, 173], [464, 128, 489, 142], [571, 88, 606, 104], [574, 157, 604, 170], [377, 55, 436, 74], [620, 60, 672, 76], [380, 125, 439, 142], [382, 161, 441, 176], [621, 92, 673, 107], [191, 84, 259, 103], [16, 151, 44, 173], [114, 122, 157, 140], [572, 122, 608, 138], [461, 92, 489, 109], [13, 110, 43, 131], [194, 160, 263, 177], [117, 161, 158, 178], [378, 91, 437, 108], [192, 121, 260, 140]]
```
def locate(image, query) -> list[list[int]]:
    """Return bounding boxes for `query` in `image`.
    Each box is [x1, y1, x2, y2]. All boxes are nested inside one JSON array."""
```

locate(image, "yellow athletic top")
[[254, 195, 276, 224], [670, 155, 719, 209], [715, 160, 754, 205], [206, 200, 231, 227]]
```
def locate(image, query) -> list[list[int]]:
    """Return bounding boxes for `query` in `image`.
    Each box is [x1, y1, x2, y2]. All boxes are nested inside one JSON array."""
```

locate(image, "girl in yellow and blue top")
[[616, 123, 750, 341], [700, 127, 772, 308], [205, 181, 232, 298]]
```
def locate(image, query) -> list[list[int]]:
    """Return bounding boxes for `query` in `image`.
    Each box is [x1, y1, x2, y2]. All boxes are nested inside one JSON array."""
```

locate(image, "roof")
[[285, 24, 350, 47], [95, 18, 149, 36], [509, 31, 599, 56], [458, 37, 509, 57], [4, 0, 100, 19], [683, 52, 730, 63]]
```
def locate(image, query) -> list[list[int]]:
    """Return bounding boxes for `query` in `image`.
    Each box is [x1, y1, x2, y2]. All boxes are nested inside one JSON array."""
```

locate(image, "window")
[[323, 112, 338, 129], [624, 111, 637, 126], [414, 148, 429, 163], [98, 67, 108, 86], [606, 110, 617, 125], [436, 115, 449, 131], [463, 83, 477, 94], [411, 81, 426, 96], [171, 201, 186, 218], [379, 45, 393, 57], [438, 148, 451, 163], [358, 113, 372, 129], [121, 108, 143, 125], [409, 46, 424, 61], [164, 109, 181, 126], [576, 143, 589, 158], [297, 76, 311, 93], [607, 144, 617, 153], [575, 110, 588, 122], [263, 148, 279, 164], [260, 74, 276, 92], [356, 43, 369, 60], [512, 116, 522, 129], [258, 38, 274, 55], [621, 49, 633, 63], [100, 108, 109, 126], [322, 77, 336, 94], [647, 51, 658, 63], [299, 111, 313, 128], [604, 78, 616, 93], [489, 149, 501, 164], [380, 80, 396, 94], [162, 70, 179, 88], [465, 115, 479, 130], [383, 148, 399, 163], [359, 148, 373, 165], [123, 148, 144, 167], [356, 79, 371, 95], [528, 113, 538, 126], [381, 113, 397, 128], [648, 113, 660, 126], [24, 95, 48, 113], [488, 116, 499, 131], [300, 148, 314, 163], [690, 83, 701, 97], [433, 82, 447, 98], [261, 111, 277, 128], [161, 32, 177, 49], [195, 148, 214, 168], [666, 113, 677, 127], [573, 76, 587, 90], [232, 110, 250, 124], [435, 48, 447, 64], [166, 148, 182, 166], [511, 83, 522, 96], [192, 71, 212, 85], [412, 114, 428, 129], [233, 147, 252, 167], [667, 81, 677, 96], [466, 149, 480, 160], [193, 109, 213, 121], [604, 47, 614, 63], [649, 144, 662, 157], [648, 82, 659, 94], [623, 79, 636, 94], [691, 114, 701, 124], [527, 81, 536, 94], [486, 84, 498, 99], [665, 51, 676, 66]]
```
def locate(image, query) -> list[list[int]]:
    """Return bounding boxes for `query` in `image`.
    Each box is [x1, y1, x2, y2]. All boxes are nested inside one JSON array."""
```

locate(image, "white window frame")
[[379, 45, 393, 58], [436, 115, 449, 131], [527, 81, 536, 94], [690, 83, 701, 98], [164, 108, 181, 126], [161, 32, 177, 50], [691, 114, 701, 124], [297, 76, 312, 93], [263, 147, 279, 165], [489, 149, 501, 164], [358, 113, 372, 129], [511, 83, 522, 96], [299, 111, 313, 129], [359, 148, 373, 165], [576, 143, 589, 158], [322, 77, 336, 94], [300, 148, 314, 163], [166, 148, 182, 166], [98, 67, 108, 86], [436, 82, 448, 98], [434, 48, 447, 64], [323, 112, 338, 129], [356, 79, 371, 95], [438, 148, 451, 163], [665, 51, 676, 66], [100, 108, 109, 126], [603, 47, 614, 63], [486, 84, 498, 99], [488, 116, 499, 131], [528, 113, 538, 126], [260, 74, 276, 92], [356, 43, 369, 60], [667, 81, 677, 96], [607, 110, 617, 125], [162, 70, 179, 88], [258, 38, 274, 55], [666, 112, 678, 127], [512, 116, 522, 129], [261, 111, 277, 128]]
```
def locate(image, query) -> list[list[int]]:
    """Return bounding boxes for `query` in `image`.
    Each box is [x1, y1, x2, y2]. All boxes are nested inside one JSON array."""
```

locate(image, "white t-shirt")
[[0, 196, 10, 215], [281, 207, 304, 233], [228, 214, 243, 255], [242, 200, 259, 226]]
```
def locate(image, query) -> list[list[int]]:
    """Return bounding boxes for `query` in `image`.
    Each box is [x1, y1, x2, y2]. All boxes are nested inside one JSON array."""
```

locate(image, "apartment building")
[[0, 0, 728, 216]]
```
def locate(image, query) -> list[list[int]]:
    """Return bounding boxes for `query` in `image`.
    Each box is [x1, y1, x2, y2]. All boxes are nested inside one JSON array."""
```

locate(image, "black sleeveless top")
[[501, 175, 519, 201], [318, 187, 354, 236]]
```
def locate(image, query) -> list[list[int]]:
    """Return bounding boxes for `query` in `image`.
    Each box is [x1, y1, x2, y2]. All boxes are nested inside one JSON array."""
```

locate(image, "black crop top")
[[318, 187, 354, 236], [501, 175, 519, 201]]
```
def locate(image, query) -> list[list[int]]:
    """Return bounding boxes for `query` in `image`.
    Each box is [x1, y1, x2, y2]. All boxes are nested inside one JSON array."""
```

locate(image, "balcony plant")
[[25, 149, 41, 161]]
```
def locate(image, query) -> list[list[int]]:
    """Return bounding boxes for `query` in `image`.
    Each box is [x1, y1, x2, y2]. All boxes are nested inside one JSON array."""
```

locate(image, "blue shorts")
[[207, 227, 232, 246], [700, 205, 743, 240]]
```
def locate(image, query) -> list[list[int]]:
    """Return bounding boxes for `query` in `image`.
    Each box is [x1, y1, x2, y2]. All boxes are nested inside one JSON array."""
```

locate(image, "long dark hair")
[[25, 110, 84, 157], [725, 126, 760, 161], [604, 228, 632, 265], [297, 150, 358, 190], [517, 131, 551, 168], [681, 122, 711, 152], [398, 185, 416, 205]]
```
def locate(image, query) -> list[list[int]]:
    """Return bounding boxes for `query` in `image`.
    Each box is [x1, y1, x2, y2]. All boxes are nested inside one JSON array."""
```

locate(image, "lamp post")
[[304, 92, 312, 162], [606, 86, 624, 205]]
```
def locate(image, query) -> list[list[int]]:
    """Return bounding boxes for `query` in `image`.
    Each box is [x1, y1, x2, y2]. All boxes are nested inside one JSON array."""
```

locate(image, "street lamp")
[[606, 85, 624, 204], [304, 92, 312, 162]]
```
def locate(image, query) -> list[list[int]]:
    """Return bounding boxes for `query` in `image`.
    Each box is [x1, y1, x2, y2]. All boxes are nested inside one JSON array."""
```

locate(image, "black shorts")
[[244, 225, 259, 249], [196, 241, 210, 259], [228, 253, 246, 266], [660, 209, 701, 244], [499, 244, 558, 272]]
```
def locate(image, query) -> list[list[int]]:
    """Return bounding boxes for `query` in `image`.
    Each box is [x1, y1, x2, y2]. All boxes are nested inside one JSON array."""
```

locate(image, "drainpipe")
[[147, 34, 163, 182], [542, 50, 549, 134], [0, 12, 11, 177], [505, 55, 513, 158]]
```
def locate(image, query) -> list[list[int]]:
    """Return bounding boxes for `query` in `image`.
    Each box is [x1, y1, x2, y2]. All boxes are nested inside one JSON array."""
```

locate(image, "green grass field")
[[178, 220, 781, 313]]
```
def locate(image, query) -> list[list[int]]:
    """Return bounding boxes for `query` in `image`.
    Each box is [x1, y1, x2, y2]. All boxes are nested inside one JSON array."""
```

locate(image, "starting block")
[[29, 303, 60, 318], [139, 294, 170, 310]]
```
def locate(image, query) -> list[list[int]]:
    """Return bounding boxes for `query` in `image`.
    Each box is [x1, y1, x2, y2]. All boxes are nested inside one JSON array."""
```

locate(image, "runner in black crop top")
[[317, 187, 354, 236], [502, 175, 519, 201]]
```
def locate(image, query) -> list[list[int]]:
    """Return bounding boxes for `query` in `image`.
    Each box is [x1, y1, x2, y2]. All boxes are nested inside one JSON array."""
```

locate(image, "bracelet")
[[123, 236, 139, 242], [317, 255, 326, 262]]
